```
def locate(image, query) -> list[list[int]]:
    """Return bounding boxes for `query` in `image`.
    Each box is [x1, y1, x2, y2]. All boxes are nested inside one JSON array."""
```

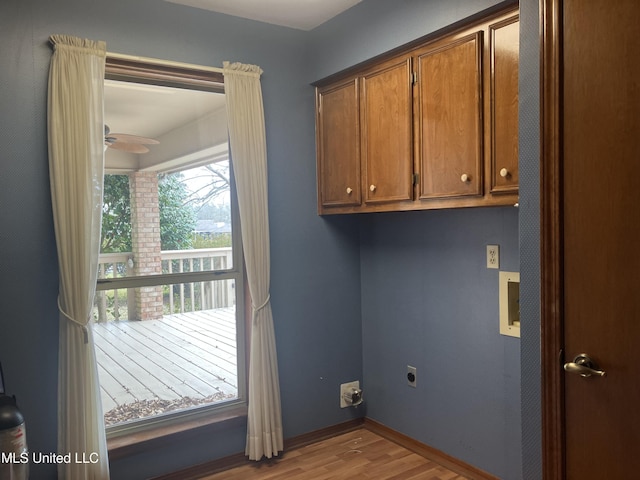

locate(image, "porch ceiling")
[[104, 79, 228, 174]]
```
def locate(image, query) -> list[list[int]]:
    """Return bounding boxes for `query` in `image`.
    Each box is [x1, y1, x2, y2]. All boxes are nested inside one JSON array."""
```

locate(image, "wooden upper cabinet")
[[316, 78, 361, 209], [361, 57, 413, 204], [489, 14, 519, 194], [416, 32, 483, 199], [313, 5, 519, 215]]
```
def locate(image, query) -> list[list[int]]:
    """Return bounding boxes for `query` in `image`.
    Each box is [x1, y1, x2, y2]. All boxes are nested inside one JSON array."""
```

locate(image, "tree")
[[158, 173, 196, 250], [185, 162, 230, 208], [196, 203, 231, 222], [101, 173, 197, 253], [101, 175, 131, 253]]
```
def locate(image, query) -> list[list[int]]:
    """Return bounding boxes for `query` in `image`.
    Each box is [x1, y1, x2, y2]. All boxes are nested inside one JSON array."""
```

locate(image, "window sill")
[[107, 404, 248, 460]]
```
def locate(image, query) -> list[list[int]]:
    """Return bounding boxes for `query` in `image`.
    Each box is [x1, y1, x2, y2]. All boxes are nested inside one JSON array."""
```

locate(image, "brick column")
[[129, 172, 164, 320]]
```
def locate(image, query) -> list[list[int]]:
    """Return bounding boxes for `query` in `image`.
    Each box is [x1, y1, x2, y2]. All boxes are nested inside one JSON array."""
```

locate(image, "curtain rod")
[[106, 52, 224, 74]]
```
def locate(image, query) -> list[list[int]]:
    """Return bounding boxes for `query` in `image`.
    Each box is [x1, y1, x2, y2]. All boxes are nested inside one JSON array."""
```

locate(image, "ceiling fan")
[[104, 125, 159, 154]]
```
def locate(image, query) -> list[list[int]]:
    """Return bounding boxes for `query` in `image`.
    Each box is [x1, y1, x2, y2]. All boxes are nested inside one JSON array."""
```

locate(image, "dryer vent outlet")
[[340, 381, 363, 408]]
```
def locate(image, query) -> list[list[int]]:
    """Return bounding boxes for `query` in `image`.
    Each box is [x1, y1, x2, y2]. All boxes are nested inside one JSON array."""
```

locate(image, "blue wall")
[[517, 0, 542, 478], [0, 0, 543, 478], [308, 0, 512, 81], [359, 208, 521, 479]]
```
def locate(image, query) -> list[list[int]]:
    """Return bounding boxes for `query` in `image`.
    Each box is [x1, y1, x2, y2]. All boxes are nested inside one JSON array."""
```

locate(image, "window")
[[94, 57, 245, 436]]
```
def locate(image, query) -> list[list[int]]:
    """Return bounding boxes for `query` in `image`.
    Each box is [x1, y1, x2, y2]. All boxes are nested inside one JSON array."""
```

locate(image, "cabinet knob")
[[500, 168, 509, 178], [460, 174, 470, 183], [346, 187, 353, 195], [369, 184, 377, 192]]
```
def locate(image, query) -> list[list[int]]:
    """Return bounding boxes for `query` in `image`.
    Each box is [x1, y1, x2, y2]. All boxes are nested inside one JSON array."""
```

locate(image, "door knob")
[[564, 353, 606, 378]]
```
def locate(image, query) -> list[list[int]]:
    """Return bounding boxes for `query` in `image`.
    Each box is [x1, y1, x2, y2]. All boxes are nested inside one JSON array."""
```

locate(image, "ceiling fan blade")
[[108, 133, 160, 145], [107, 142, 150, 154]]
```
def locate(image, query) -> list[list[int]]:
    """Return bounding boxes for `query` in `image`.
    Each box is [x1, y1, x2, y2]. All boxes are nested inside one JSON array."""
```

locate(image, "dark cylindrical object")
[[0, 395, 29, 480]]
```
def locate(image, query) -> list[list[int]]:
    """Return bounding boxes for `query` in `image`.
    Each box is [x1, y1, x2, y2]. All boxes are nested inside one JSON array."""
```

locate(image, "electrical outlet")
[[487, 245, 500, 269], [407, 365, 417, 387], [340, 381, 360, 408]]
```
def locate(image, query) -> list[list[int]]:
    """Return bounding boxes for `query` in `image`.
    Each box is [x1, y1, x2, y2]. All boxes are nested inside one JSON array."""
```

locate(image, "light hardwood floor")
[[200, 429, 469, 480]]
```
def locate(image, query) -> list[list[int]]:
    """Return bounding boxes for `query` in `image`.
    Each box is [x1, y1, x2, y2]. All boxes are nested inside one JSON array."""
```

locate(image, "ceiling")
[[104, 80, 225, 140], [104, 80, 228, 173], [163, 0, 362, 31]]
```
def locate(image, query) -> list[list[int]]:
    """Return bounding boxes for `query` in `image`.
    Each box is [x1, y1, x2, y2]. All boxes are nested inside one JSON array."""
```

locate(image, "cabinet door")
[[316, 78, 361, 209], [361, 57, 413, 204], [490, 15, 519, 193], [417, 32, 483, 199]]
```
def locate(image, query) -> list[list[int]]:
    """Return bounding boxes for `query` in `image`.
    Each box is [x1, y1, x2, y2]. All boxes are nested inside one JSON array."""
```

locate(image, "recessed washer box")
[[499, 271, 520, 338]]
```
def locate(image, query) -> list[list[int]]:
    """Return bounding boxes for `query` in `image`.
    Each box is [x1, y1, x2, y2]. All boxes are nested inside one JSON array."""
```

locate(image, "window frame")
[[99, 54, 247, 441]]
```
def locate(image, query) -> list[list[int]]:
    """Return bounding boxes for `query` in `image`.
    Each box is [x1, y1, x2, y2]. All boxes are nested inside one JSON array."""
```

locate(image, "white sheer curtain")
[[48, 35, 110, 479], [223, 61, 283, 460]]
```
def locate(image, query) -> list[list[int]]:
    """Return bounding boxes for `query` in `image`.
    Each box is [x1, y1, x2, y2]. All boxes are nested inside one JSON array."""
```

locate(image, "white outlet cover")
[[407, 365, 417, 387], [487, 245, 500, 269], [340, 380, 360, 408]]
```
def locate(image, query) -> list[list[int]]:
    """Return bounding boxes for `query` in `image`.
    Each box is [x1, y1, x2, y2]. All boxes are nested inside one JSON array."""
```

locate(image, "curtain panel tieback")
[[57, 297, 89, 343], [224, 61, 283, 460], [252, 294, 271, 313], [49, 33, 109, 479]]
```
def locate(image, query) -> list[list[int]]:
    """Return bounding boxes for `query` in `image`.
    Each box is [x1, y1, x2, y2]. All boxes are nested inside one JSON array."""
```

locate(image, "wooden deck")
[[93, 307, 238, 419]]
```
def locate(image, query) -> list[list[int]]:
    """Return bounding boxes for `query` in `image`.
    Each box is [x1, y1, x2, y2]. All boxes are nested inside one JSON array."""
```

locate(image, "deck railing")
[[96, 248, 233, 323]]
